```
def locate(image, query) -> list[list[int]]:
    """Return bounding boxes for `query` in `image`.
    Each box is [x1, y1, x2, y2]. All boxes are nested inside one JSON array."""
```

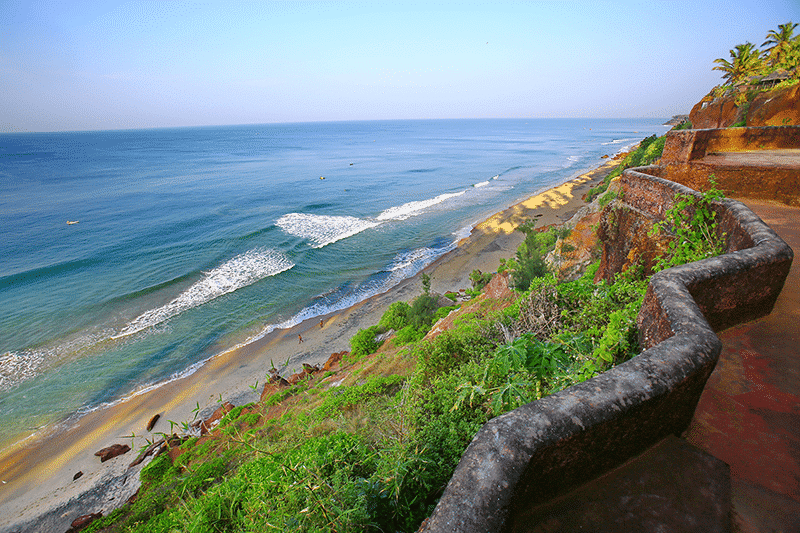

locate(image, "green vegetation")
[[88, 259, 653, 533], [713, 42, 767, 85], [585, 131, 673, 203], [350, 278, 458, 358], [468, 269, 493, 290], [650, 177, 726, 271], [501, 224, 561, 291]]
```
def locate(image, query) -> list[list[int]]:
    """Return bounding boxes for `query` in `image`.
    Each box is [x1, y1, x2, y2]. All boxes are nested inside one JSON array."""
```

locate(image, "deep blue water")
[[0, 118, 668, 447]]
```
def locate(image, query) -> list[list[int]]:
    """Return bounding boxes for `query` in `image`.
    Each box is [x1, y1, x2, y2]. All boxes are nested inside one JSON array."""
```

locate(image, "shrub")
[[586, 132, 669, 202], [507, 223, 560, 291], [350, 325, 384, 359], [314, 374, 405, 420], [408, 293, 439, 328], [469, 269, 493, 290], [379, 301, 411, 331], [394, 324, 426, 345]]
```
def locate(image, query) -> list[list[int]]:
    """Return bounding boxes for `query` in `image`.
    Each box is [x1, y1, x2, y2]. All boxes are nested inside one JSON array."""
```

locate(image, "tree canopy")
[[713, 22, 800, 85]]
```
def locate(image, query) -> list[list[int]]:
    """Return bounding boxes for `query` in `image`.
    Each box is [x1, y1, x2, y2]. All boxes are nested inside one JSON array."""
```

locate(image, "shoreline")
[[0, 157, 619, 530]]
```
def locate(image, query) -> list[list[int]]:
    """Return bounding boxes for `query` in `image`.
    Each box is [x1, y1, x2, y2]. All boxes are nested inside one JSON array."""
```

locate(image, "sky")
[[1, 0, 798, 133]]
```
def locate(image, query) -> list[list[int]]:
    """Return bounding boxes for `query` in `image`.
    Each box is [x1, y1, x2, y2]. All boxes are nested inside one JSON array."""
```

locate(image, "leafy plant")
[[650, 177, 726, 271], [421, 273, 431, 296], [469, 269, 493, 290]]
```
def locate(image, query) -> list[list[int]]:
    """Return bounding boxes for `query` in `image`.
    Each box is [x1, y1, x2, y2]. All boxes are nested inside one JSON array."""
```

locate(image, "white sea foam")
[[0, 350, 45, 391], [0, 328, 113, 392], [474, 180, 490, 188], [276, 213, 380, 248], [601, 137, 637, 146], [112, 248, 294, 340], [377, 191, 465, 221]]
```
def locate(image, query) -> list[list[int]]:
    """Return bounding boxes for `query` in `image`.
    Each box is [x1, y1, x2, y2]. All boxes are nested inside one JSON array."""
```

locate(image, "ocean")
[[0, 118, 668, 450]]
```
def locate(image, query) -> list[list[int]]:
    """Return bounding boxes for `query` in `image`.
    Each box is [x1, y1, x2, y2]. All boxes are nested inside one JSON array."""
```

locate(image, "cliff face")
[[690, 84, 800, 129], [748, 84, 800, 126], [690, 95, 743, 129]]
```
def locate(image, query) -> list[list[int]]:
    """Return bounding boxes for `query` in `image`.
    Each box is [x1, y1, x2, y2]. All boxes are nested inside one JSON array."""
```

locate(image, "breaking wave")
[[112, 248, 294, 339], [377, 191, 466, 221], [276, 213, 380, 248]]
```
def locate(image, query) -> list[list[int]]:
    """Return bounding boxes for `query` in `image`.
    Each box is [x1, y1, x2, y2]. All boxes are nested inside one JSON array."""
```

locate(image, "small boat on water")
[[67, 220, 79, 225]]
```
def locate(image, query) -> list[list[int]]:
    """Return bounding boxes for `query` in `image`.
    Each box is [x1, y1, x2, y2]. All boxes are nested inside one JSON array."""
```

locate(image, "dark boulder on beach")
[[146, 413, 161, 431], [66, 512, 102, 532], [94, 443, 131, 462], [302, 362, 320, 374]]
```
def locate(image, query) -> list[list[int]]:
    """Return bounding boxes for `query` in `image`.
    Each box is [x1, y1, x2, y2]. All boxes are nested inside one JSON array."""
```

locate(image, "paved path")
[[702, 149, 800, 170], [685, 199, 800, 532]]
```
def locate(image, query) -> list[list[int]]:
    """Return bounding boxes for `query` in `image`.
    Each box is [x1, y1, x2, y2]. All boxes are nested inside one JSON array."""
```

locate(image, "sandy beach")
[[0, 157, 619, 532]]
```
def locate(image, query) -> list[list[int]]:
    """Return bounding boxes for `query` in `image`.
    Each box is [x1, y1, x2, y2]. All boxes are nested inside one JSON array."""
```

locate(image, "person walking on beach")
[[319, 319, 324, 329], [298, 334, 303, 344]]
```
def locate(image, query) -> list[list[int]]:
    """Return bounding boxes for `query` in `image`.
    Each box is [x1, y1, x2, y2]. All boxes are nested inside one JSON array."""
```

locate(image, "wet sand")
[[0, 158, 618, 531]]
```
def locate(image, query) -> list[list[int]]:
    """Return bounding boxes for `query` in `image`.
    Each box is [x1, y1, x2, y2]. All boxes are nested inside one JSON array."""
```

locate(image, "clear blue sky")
[[1, 0, 798, 132]]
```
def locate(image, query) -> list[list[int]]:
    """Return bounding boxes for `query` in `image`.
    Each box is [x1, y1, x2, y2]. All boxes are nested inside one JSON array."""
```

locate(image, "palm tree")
[[713, 42, 765, 85], [762, 22, 799, 68]]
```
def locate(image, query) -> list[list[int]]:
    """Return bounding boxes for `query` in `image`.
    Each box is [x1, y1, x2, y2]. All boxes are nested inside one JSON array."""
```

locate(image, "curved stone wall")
[[420, 168, 793, 532]]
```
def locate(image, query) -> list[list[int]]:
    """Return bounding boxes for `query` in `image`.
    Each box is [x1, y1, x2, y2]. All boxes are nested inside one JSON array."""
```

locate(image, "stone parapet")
[[659, 126, 800, 205], [420, 168, 793, 533], [661, 125, 800, 164]]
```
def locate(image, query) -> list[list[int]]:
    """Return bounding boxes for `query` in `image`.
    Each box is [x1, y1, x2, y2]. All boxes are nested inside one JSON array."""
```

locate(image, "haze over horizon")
[[2, 0, 798, 133]]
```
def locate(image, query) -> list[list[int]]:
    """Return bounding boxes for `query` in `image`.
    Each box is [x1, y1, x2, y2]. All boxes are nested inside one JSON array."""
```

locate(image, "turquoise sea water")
[[0, 119, 668, 448]]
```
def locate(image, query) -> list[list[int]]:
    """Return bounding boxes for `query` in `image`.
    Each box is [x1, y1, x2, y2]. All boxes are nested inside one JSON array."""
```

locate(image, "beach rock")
[[129, 438, 166, 468], [690, 84, 800, 128], [146, 413, 161, 432], [664, 114, 690, 126], [374, 329, 395, 344], [302, 362, 320, 374], [426, 272, 514, 340], [481, 271, 514, 301], [94, 443, 131, 462], [287, 371, 310, 385], [323, 351, 347, 371], [260, 381, 285, 402], [267, 367, 290, 387], [200, 402, 234, 436], [66, 512, 102, 532], [690, 92, 744, 129], [72, 471, 83, 481]]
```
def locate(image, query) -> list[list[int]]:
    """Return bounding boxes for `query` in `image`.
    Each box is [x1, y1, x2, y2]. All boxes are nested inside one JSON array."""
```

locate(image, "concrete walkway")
[[508, 199, 799, 532], [685, 199, 800, 532], [702, 149, 800, 169]]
